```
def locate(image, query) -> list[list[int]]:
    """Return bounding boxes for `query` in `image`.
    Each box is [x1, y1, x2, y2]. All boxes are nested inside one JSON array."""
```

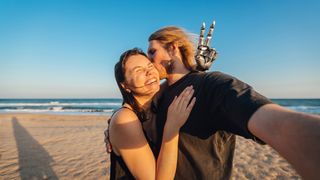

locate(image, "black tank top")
[[109, 106, 158, 180]]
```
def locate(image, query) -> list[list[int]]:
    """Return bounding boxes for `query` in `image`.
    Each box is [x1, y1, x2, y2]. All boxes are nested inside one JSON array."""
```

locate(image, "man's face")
[[147, 40, 172, 80]]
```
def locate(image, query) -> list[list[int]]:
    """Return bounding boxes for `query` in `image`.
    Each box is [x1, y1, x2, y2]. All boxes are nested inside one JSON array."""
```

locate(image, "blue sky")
[[0, 0, 319, 98]]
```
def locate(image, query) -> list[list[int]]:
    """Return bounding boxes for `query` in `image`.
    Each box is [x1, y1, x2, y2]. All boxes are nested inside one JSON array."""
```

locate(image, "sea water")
[[0, 98, 319, 115]]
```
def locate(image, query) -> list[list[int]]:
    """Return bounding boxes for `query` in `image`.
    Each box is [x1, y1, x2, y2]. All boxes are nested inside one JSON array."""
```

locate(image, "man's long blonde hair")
[[148, 26, 196, 71]]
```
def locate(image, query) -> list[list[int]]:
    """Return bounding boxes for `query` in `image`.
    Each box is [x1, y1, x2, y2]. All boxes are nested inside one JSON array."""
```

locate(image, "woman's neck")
[[132, 94, 154, 111]]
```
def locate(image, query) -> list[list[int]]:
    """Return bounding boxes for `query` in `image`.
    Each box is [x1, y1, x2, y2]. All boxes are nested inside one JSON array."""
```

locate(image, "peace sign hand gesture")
[[195, 21, 218, 71]]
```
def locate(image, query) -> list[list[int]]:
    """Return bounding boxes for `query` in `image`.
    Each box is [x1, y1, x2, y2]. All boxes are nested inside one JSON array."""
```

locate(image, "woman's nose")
[[146, 69, 151, 76], [145, 67, 154, 76]]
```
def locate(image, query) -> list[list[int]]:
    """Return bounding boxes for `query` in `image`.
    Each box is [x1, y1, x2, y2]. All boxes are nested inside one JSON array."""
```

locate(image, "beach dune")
[[0, 114, 301, 179]]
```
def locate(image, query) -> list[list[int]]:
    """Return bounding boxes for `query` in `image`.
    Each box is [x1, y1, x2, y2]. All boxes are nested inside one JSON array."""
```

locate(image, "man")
[[146, 26, 320, 180], [105, 25, 320, 179]]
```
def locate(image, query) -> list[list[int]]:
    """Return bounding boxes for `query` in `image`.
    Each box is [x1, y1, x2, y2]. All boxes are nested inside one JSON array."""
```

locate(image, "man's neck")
[[167, 72, 189, 86], [167, 60, 190, 86]]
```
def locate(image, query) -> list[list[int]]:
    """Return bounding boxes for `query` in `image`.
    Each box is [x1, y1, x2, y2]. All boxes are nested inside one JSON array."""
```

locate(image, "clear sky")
[[1, 0, 319, 98]]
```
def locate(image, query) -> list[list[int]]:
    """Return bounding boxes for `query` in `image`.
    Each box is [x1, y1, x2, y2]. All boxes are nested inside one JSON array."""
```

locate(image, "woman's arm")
[[156, 86, 195, 180], [109, 86, 195, 180], [110, 109, 156, 179]]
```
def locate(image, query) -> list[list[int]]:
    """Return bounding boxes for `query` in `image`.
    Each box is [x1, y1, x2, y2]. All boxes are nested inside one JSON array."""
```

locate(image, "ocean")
[[0, 99, 319, 115], [0, 99, 122, 115]]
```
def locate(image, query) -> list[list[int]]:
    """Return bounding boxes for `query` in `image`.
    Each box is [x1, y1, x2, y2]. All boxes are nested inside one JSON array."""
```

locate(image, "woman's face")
[[122, 54, 160, 97]]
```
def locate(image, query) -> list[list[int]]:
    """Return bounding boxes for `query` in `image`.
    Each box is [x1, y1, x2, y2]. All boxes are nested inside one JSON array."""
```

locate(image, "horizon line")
[[1, 97, 320, 100]]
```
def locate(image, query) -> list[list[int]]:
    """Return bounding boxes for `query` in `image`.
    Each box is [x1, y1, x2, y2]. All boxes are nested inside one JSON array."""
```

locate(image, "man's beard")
[[158, 59, 174, 79], [165, 59, 174, 74]]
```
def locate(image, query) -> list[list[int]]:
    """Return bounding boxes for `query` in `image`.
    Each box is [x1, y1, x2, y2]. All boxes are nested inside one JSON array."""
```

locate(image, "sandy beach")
[[0, 113, 301, 179]]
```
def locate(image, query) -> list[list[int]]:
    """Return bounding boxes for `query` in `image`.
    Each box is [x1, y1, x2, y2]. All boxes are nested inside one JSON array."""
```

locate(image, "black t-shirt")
[[155, 71, 272, 180]]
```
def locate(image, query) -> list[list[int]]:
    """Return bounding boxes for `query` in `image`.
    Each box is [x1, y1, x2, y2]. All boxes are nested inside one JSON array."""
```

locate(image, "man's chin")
[[158, 76, 164, 80], [156, 69, 166, 79], [159, 74, 167, 80]]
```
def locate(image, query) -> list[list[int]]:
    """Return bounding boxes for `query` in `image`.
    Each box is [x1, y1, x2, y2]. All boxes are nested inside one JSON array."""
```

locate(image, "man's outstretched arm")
[[248, 104, 320, 180]]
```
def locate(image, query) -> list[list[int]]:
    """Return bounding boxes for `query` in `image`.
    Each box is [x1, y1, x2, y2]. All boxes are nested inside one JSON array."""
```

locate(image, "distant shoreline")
[[1, 98, 319, 115]]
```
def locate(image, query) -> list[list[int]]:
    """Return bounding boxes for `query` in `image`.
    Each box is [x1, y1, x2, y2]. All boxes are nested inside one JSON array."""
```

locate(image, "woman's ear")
[[121, 82, 131, 93]]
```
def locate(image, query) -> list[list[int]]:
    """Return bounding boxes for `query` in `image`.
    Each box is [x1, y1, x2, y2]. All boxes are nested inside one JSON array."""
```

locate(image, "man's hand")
[[104, 127, 113, 153], [195, 21, 218, 71]]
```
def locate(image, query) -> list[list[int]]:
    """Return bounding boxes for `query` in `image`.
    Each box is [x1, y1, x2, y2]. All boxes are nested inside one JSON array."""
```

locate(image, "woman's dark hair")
[[114, 48, 148, 122]]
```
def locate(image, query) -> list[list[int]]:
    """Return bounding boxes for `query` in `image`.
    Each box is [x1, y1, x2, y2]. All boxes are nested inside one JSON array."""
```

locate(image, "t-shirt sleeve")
[[206, 72, 273, 144]]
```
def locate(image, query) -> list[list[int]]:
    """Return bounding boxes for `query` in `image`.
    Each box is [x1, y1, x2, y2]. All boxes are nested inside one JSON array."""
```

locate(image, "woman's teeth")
[[146, 78, 157, 85]]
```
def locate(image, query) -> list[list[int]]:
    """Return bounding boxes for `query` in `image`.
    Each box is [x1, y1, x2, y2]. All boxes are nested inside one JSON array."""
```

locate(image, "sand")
[[0, 113, 301, 179], [232, 136, 301, 180], [0, 114, 110, 180]]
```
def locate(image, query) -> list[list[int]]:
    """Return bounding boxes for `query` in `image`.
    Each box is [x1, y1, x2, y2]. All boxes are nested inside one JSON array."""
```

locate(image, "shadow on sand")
[[12, 117, 58, 180]]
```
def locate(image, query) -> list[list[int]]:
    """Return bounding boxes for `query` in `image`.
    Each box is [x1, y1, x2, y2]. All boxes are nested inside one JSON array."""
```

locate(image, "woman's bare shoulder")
[[110, 107, 138, 126], [109, 107, 145, 155]]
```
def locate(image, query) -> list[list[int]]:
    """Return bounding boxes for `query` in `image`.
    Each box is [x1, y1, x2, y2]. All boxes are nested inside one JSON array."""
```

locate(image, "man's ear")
[[168, 43, 179, 57]]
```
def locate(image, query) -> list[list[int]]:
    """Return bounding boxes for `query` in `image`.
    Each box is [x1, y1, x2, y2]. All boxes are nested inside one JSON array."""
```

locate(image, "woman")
[[108, 48, 196, 179]]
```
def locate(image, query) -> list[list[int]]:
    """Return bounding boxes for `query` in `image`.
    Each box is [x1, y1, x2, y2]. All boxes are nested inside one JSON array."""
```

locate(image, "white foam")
[[287, 106, 320, 114], [50, 106, 63, 111], [50, 101, 60, 105], [0, 108, 115, 115]]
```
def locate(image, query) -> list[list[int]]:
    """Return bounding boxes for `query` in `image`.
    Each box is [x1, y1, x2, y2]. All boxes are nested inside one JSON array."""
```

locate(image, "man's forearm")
[[248, 104, 320, 180]]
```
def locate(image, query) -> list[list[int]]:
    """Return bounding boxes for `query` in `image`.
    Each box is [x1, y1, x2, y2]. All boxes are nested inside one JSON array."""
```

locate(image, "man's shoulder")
[[190, 71, 233, 78], [190, 71, 237, 84], [204, 71, 235, 79]]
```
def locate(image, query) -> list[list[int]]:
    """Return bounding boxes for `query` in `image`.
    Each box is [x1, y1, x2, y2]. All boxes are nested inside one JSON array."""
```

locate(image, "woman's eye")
[[135, 68, 143, 73]]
